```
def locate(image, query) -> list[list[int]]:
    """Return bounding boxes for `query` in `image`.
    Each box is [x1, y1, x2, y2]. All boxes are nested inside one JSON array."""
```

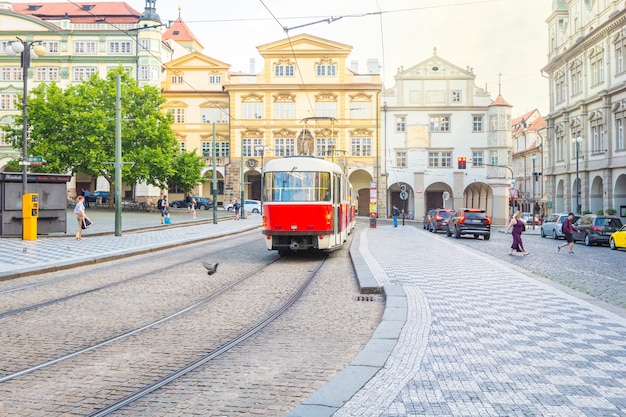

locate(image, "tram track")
[[0, 232, 258, 318], [87, 255, 328, 417], [0, 249, 331, 416], [0, 254, 282, 383]]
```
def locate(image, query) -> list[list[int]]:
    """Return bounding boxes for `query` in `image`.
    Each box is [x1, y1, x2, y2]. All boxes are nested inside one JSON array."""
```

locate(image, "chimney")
[[367, 58, 380, 74], [250, 58, 256, 74], [350, 60, 359, 73]]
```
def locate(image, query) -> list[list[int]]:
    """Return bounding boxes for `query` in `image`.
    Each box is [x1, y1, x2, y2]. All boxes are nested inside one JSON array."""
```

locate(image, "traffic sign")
[[27, 156, 43, 162]]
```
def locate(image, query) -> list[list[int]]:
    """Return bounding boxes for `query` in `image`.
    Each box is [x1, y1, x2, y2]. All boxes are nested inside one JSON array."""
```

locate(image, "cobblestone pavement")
[[450, 226, 626, 311], [3, 216, 626, 417], [328, 225, 626, 417]]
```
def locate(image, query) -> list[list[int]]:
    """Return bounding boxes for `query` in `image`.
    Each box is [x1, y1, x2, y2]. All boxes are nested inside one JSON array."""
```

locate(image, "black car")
[[572, 214, 623, 246], [85, 191, 110, 204], [169, 196, 213, 210], [428, 208, 454, 233], [446, 208, 491, 240]]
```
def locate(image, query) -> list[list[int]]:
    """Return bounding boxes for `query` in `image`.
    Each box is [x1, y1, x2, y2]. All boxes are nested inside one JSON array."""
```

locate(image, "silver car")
[[540, 213, 579, 239]]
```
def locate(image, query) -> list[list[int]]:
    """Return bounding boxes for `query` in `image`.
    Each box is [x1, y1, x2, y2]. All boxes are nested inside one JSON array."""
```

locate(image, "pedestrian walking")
[[81, 188, 91, 208], [558, 212, 579, 254], [157, 195, 169, 224], [392, 206, 400, 228], [74, 195, 86, 241], [504, 210, 528, 256], [233, 199, 241, 220], [185, 194, 192, 213], [190, 198, 196, 219]]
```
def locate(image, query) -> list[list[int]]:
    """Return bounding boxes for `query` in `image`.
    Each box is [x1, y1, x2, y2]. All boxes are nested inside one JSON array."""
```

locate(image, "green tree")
[[2, 67, 182, 192], [170, 150, 204, 194]]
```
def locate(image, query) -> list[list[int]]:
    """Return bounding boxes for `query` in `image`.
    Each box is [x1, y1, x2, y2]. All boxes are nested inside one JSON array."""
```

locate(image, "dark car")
[[447, 208, 491, 240], [85, 191, 110, 204], [423, 209, 435, 229], [169, 196, 213, 210], [572, 214, 623, 246], [428, 208, 454, 233]]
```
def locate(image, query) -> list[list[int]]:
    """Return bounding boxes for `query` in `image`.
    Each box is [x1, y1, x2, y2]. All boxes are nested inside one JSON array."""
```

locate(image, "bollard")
[[370, 215, 377, 228]]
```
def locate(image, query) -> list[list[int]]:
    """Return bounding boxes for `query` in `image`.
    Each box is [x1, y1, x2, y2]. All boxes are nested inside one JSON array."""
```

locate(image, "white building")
[[542, 0, 626, 219], [382, 48, 513, 225]]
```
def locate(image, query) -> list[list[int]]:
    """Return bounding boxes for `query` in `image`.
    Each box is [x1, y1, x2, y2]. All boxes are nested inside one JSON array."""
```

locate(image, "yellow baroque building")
[[224, 33, 382, 215]]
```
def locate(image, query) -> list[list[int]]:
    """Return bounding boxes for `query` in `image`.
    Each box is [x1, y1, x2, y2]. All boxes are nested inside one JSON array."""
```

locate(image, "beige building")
[[511, 109, 547, 219], [225, 34, 382, 215], [161, 44, 231, 205], [542, 0, 626, 219]]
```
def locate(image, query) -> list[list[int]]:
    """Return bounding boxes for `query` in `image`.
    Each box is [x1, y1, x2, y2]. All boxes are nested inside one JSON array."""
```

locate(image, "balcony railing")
[[203, 156, 229, 166]]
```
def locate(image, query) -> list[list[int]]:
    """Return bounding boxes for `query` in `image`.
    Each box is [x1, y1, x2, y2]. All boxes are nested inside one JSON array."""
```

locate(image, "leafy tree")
[[170, 150, 204, 194], [3, 67, 181, 192]]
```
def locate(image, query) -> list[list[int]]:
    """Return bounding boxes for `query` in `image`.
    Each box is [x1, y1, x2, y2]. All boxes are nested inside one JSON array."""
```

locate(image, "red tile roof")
[[489, 95, 512, 107], [13, 2, 141, 23], [162, 17, 203, 48]]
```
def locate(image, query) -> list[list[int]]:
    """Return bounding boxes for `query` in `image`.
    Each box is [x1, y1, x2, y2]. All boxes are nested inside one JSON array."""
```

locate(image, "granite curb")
[[285, 227, 407, 417]]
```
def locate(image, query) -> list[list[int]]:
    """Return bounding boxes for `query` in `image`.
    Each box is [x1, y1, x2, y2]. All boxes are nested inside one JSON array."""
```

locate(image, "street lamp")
[[531, 155, 537, 230], [5, 38, 46, 197], [255, 145, 268, 208], [572, 136, 583, 214]]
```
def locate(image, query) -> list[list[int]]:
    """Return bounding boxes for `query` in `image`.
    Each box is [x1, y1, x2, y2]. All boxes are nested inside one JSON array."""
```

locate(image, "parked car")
[[169, 196, 213, 210], [541, 213, 579, 239], [423, 209, 435, 230], [224, 199, 262, 214], [446, 208, 491, 240], [85, 191, 110, 204], [572, 214, 623, 246], [609, 225, 626, 250], [521, 212, 540, 225], [428, 208, 454, 233]]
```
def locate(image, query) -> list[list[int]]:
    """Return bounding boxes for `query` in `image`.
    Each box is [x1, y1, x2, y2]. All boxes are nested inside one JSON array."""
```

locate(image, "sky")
[[40, 0, 553, 116]]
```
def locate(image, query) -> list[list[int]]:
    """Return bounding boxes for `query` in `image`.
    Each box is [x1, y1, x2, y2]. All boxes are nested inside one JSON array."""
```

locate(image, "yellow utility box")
[[22, 193, 38, 240]]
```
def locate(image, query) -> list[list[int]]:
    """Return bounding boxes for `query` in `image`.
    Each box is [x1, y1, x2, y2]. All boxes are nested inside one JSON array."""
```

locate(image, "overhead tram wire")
[[61, 0, 512, 133], [259, 0, 316, 119]]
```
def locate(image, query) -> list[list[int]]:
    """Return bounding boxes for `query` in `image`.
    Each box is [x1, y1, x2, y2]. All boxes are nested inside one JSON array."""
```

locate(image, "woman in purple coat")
[[504, 210, 528, 256]]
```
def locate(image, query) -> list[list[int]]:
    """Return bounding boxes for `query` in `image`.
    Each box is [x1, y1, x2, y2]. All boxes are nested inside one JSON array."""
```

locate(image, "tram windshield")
[[264, 171, 331, 202]]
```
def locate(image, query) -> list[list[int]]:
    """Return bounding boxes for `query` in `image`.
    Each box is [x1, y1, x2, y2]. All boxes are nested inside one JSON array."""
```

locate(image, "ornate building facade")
[[383, 49, 514, 225], [225, 34, 382, 214], [0, 0, 170, 198], [542, 0, 626, 218]]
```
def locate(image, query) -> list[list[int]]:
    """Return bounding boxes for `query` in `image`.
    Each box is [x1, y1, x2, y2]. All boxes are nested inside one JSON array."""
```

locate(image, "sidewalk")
[[289, 224, 626, 417]]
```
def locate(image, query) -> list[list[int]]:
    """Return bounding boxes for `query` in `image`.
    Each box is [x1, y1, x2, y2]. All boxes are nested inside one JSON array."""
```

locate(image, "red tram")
[[261, 156, 356, 253]]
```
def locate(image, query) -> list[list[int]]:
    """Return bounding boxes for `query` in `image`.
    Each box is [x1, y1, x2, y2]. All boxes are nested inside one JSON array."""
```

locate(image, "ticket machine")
[[22, 193, 38, 240]]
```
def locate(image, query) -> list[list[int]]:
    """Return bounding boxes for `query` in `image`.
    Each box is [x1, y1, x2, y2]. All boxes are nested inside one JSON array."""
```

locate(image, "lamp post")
[[255, 145, 267, 209], [531, 155, 537, 230], [5, 38, 46, 196], [572, 136, 583, 214]]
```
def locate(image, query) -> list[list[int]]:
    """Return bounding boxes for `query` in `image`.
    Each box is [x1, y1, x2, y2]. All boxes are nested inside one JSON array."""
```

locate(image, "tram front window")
[[265, 171, 330, 202]]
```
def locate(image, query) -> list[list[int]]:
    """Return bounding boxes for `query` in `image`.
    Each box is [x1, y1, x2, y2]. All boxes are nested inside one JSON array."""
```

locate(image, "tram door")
[[333, 174, 341, 247]]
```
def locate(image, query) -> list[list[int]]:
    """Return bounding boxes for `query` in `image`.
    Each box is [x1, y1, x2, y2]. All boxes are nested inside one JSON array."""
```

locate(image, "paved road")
[[442, 226, 626, 311]]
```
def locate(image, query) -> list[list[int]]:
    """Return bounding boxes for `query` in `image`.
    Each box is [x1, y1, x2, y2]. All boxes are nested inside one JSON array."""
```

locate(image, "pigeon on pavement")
[[202, 262, 219, 275]]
